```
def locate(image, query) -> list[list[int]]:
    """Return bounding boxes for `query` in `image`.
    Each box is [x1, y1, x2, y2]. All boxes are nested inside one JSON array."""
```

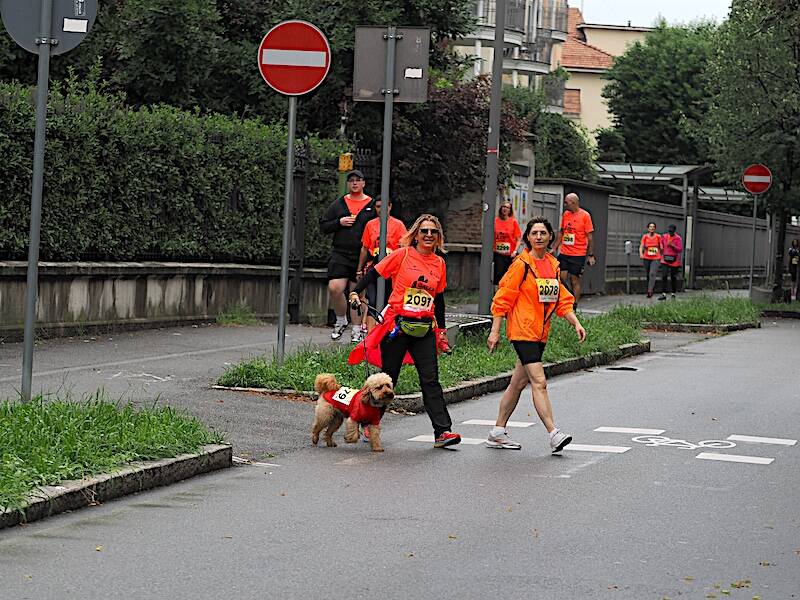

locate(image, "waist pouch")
[[397, 316, 433, 338], [663, 254, 677, 263]]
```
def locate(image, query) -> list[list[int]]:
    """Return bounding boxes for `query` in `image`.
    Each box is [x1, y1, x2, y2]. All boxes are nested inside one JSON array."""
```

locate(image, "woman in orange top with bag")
[[486, 216, 586, 453], [348, 214, 461, 449], [493, 201, 522, 284]]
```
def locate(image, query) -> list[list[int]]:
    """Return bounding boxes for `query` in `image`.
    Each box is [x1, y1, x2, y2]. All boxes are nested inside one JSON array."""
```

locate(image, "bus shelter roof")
[[596, 162, 708, 183]]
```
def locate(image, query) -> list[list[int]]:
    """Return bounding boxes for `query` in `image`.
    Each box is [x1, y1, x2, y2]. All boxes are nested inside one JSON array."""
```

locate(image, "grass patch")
[[217, 312, 642, 396], [609, 296, 760, 326], [0, 394, 223, 512], [216, 302, 259, 326], [756, 302, 800, 314]]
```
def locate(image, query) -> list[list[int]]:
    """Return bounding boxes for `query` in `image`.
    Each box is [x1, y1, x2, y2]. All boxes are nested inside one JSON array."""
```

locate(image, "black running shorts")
[[511, 340, 547, 365]]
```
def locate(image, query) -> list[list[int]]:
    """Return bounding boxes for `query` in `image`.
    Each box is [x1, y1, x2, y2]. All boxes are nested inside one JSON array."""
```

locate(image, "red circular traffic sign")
[[742, 163, 772, 195], [257, 20, 331, 96]]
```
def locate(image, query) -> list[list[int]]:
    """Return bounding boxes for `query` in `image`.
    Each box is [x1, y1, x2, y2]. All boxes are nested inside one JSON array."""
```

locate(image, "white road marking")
[[696, 452, 774, 465], [233, 456, 282, 467], [595, 427, 666, 435], [461, 419, 534, 428], [567, 444, 631, 453], [262, 49, 327, 68], [407, 435, 486, 445], [726, 434, 797, 446]]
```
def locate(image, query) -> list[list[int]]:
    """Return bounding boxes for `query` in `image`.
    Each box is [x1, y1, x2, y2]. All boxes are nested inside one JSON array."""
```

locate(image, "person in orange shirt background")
[[355, 196, 408, 332], [551, 193, 595, 310], [638, 221, 662, 298], [493, 201, 522, 285], [486, 216, 586, 452]]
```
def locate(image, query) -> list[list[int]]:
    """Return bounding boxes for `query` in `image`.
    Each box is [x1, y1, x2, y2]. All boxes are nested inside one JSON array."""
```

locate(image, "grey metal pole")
[[626, 251, 630, 295], [478, 0, 506, 314], [21, 0, 54, 402], [376, 26, 398, 310], [276, 95, 297, 365], [749, 193, 757, 294]]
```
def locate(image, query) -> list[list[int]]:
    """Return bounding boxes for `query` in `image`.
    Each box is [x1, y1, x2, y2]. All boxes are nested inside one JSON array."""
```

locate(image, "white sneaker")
[[351, 327, 366, 343], [549, 430, 572, 453], [486, 431, 522, 450], [331, 323, 347, 340]]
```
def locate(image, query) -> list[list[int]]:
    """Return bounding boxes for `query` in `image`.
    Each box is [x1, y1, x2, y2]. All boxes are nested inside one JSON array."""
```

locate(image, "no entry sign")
[[742, 163, 772, 195], [258, 20, 330, 96]]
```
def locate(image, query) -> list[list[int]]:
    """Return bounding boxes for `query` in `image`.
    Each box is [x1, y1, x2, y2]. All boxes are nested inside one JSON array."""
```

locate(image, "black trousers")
[[380, 329, 452, 437], [661, 264, 680, 293]]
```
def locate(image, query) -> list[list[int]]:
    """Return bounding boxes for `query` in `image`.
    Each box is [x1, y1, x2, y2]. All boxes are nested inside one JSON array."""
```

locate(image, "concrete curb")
[[641, 321, 761, 333], [392, 340, 651, 412], [213, 340, 651, 414], [0, 444, 232, 530]]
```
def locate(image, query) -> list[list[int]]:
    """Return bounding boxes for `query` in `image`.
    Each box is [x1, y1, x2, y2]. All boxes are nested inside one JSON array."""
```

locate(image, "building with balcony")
[[453, 0, 569, 109], [561, 8, 652, 135]]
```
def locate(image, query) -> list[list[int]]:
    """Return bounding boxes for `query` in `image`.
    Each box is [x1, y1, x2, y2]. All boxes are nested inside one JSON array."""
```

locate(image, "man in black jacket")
[[319, 170, 376, 341]]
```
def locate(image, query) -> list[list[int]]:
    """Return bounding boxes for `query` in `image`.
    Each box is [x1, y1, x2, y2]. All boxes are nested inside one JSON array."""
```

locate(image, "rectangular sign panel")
[[353, 27, 430, 103]]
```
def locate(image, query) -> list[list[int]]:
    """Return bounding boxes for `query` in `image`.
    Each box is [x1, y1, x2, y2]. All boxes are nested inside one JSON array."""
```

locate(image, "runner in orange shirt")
[[486, 216, 586, 452], [355, 196, 408, 332], [551, 193, 595, 310], [493, 201, 522, 285], [348, 214, 461, 449], [638, 222, 662, 298]]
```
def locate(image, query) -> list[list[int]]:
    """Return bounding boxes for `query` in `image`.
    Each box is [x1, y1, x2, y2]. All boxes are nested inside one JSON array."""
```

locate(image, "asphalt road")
[[1, 318, 798, 599]]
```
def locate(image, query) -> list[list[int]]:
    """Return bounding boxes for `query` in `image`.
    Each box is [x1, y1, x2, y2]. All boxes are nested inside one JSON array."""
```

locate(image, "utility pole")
[[478, 0, 506, 314]]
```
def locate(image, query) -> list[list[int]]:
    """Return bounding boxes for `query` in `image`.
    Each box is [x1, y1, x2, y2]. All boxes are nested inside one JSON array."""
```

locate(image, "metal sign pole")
[[276, 96, 297, 365], [478, 0, 506, 314], [749, 193, 757, 293], [376, 26, 398, 310], [21, 0, 54, 402]]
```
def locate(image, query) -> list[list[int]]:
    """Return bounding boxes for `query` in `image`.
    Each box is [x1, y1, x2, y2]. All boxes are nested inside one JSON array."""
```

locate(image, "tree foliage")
[[701, 0, 800, 290], [602, 22, 718, 165], [504, 85, 596, 181]]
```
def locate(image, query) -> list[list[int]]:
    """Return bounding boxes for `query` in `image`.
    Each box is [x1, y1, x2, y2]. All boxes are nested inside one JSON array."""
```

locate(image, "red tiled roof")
[[561, 37, 614, 70], [564, 89, 581, 115], [561, 7, 614, 70]]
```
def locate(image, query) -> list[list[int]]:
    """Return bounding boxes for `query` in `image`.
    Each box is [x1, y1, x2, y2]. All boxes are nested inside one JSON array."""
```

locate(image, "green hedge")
[[0, 77, 340, 263]]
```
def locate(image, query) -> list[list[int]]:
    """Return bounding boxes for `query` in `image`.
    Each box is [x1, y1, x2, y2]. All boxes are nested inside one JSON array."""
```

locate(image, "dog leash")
[[350, 299, 384, 381]]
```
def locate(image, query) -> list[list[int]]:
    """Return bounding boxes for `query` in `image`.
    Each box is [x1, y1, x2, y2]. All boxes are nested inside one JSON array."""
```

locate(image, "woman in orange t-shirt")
[[348, 214, 461, 449], [638, 222, 662, 298], [493, 201, 522, 284], [485, 216, 586, 452]]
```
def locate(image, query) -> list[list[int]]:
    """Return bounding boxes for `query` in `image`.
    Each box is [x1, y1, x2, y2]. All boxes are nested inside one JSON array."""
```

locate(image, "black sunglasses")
[[419, 228, 439, 235]]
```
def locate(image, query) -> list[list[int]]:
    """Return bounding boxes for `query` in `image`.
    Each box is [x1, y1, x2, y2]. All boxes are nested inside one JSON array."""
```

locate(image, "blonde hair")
[[400, 214, 447, 254]]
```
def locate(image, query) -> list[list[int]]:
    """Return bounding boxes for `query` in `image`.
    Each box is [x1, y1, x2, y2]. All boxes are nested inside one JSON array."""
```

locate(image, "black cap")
[[346, 169, 365, 181]]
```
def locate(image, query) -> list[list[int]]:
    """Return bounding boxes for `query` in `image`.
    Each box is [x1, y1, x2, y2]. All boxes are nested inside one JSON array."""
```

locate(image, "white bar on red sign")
[[262, 49, 327, 68], [743, 175, 771, 182]]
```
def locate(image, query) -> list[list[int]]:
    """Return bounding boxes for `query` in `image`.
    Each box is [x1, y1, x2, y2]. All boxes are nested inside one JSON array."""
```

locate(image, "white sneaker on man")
[[330, 322, 347, 340], [351, 327, 366, 343], [549, 429, 572, 453]]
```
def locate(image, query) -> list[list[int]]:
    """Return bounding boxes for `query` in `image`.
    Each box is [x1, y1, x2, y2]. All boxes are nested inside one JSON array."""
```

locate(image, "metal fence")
[[474, 0, 527, 33]]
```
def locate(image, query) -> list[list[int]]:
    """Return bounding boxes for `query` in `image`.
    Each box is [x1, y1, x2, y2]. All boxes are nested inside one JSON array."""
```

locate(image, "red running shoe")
[[433, 431, 461, 448]]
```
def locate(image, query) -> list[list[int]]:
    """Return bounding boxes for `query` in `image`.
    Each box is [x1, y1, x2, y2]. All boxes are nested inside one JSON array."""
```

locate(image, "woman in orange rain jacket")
[[485, 216, 586, 453]]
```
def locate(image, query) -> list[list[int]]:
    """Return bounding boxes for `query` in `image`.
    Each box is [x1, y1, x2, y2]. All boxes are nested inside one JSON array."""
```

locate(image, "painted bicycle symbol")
[[631, 436, 737, 450]]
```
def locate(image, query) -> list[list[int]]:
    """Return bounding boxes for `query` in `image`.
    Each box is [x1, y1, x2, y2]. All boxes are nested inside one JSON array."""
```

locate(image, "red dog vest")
[[322, 387, 383, 426]]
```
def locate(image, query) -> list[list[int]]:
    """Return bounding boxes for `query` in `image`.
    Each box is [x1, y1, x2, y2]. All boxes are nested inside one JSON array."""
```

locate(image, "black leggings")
[[380, 330, 452, 437], [661, 265, 680, 293]]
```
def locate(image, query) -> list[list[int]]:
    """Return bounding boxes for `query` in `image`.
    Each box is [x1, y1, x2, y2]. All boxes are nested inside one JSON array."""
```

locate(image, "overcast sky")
[[577, 0, 732, 27]]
